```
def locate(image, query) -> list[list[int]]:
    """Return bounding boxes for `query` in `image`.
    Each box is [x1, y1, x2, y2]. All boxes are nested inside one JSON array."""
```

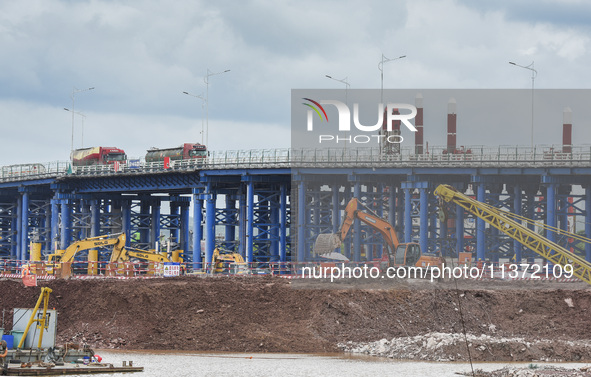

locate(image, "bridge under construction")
[[2, 140, 591, 269]]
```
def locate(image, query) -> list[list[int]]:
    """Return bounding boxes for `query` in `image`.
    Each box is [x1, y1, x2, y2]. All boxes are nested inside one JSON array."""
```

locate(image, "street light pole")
[[378, 54, 405, 104], [325, 75, 350, 105], [509, 61, 537, 149], [325, 75, 350, 151], [64, 108, 86, 148], [182, 91, 207, 144], [70, 87, 94, 152], [204, 69, 230, 148]]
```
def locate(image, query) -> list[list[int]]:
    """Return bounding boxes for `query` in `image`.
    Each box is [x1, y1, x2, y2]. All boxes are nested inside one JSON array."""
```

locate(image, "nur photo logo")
[[302, 98, 418, 144]]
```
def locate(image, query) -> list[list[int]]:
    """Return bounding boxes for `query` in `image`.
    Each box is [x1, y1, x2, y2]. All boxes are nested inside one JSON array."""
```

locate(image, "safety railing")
[[1, 144, 590, 182]]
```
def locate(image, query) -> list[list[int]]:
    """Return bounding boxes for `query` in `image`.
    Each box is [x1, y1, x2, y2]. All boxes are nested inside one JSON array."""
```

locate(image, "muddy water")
[[91, 351, 590, 377]]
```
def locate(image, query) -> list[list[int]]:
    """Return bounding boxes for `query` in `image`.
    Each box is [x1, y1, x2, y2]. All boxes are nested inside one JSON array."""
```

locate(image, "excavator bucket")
[[313, 234, 342, 254]]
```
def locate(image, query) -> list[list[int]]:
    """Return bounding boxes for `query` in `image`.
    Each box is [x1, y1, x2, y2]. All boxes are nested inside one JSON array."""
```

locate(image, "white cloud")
[[0, 0, 590, 166]]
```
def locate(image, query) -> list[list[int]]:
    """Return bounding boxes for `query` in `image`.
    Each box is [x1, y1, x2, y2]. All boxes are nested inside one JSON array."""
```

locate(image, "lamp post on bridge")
[[325, 74, 350, 105], [70, 87, 94, 152], [509, 61, 537, 150], [182, 91, 206, 144], [325, 75, 350, 151], [64, 108, 86, 148], [378, 54, 405, 104], [204, 69, 230, 148]]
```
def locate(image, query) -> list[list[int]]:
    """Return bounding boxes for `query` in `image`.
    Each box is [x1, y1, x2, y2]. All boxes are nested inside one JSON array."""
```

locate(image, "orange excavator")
[[314, 198, 444, 270]]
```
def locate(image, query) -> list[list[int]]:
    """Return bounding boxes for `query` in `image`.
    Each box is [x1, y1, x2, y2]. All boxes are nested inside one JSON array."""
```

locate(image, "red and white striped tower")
[[415, 93, 424, 155], [447, 98, 457, 153], [563, 107, 572, 154]]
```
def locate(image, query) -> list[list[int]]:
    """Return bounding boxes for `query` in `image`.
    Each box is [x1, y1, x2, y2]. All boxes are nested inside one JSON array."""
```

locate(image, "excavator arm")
[[434, 184, 591, 284], [110, 247, 170, 263], [54, 233, 126, 263], [338, 198, 400, 250], [314, 198, 400, 256]]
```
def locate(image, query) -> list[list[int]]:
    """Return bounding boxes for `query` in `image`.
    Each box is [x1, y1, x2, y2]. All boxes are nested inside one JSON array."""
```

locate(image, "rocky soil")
[[0, 275, 590, 363]]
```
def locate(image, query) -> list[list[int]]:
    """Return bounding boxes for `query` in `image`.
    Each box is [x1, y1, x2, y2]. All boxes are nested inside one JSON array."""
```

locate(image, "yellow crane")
[[434, 184, 591, 284]]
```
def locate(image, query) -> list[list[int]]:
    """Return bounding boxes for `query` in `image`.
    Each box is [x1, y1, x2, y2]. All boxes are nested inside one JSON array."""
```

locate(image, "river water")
[[85, 351, 589, 377]]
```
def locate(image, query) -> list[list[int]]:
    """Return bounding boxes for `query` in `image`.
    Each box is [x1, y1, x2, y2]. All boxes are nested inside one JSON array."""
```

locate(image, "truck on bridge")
[[145, 143, 207, 163], [71, 146, 127, 166]]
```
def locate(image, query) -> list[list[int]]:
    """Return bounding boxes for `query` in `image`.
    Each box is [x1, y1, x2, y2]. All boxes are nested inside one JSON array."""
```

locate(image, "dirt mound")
[[1, 276, 590, 361]]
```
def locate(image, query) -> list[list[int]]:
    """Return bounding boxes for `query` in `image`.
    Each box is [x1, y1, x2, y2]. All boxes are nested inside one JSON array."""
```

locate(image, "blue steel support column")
[[440, 207, 448, 256], [60, 199, 72, 250], [546, 183, 557, 243], [238, 191, 246, 258], [419, 188, 428, 255], [11, 210, 18, 258], [353, 181, 361, 262], [16, 196, 21, 259], [388, 186, 395, 228], [246, 179, 254, 263], [205, 182, 217, 268], [151, 199, 161, 250], [90, 200, 100, 237], [51, 198, 59, 252], [513, 186, 523, 263], [476, 184, 486, 261], [297, 178, 306, 262], [122, 200, 131, 247], [20, 192, 29, 261], [44, 201, 52, 251], [404, 187, 412, 243], [192, 188, 204, 270], [270, 194, 279, 258], [225, 195, 236, 250], [586, 185, 591, 262], [455, 205, 464, 256], [279, 183, 287, 262], [180, 202, 190, 256], [559, 190, 569, 249]]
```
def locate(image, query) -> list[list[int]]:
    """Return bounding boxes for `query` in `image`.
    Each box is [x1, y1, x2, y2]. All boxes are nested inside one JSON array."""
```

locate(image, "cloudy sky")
[[1, 0, 590, 165]]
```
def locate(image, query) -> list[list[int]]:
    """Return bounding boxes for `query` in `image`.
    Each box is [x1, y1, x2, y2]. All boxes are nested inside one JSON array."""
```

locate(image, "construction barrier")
[[0, 259, 582, 283]]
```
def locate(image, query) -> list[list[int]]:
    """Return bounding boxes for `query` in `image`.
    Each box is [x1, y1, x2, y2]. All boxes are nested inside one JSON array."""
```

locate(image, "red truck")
[[71, 147, 127, 166], [145, 143, 207, 163]]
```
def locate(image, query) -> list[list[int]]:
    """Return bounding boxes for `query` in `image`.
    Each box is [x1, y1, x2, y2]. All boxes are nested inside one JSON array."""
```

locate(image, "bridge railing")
[[1, 145, 590, 182]]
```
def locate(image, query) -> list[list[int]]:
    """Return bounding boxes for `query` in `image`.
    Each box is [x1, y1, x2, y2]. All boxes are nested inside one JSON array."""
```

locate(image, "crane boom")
[[434, 184, 591, 284]]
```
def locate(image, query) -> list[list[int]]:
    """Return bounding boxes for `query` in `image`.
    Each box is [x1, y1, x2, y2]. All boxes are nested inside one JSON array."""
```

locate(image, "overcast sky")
[[1, 0, 590, 165]]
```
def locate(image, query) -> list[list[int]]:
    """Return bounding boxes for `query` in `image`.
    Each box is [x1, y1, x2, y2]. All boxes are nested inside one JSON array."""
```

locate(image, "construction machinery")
[[314, 198, 444, 270], [109, 246, 171, 264], [211, 247, 248, 274], [43, 233, 127, 275], [434, 184, 591, 284]]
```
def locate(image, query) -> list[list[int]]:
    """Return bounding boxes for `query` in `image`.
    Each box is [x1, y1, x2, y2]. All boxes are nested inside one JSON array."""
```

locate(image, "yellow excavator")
[[314, 198, 444, 270], [211, 247, 248, 274], [43, 233, 127, 275]]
